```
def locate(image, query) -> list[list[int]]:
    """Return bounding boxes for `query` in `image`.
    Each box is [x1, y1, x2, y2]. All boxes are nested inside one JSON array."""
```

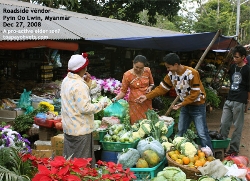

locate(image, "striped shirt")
[[146, 66, 206, 106]]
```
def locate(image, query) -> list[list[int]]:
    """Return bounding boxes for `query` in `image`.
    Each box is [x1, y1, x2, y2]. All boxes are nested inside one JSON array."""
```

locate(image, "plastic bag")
[[18, 89, 33, 114], [224, 155, 249, 168], [201, 145, 213, 157], [35, 113, 47, 122], [136, 137, 165, 160], [103, 102, 126, 121]]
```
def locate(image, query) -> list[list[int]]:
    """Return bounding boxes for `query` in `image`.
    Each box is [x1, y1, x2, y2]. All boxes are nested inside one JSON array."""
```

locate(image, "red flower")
[[32, 165, 58, 181], [32, 156, 136, 181]]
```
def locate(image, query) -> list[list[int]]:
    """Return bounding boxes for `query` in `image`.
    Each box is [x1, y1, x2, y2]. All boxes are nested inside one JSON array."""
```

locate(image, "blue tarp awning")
[[87, 32, 237, 52]]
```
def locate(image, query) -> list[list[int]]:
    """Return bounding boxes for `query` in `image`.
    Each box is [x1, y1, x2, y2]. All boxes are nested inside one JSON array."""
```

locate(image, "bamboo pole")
[[165, 30, 221, 116]]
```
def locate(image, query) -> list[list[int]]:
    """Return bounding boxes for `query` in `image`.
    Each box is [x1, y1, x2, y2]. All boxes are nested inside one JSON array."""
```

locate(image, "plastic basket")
[[93, 131, 107, 141], [196, 138, 231, 149], [34, 117, 61, 128], [166, 122, 174, 138], [34, 117, 54, 128], [130, 158, 167, 180], [100, 139, 140, 152]]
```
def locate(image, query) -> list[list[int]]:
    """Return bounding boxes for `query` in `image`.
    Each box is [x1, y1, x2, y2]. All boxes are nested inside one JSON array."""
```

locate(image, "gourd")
[[137, 137, 164, 160], [117, 148, 140, 169]]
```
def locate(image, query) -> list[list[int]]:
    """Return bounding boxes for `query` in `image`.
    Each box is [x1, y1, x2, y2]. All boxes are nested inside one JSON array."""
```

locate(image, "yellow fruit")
[[142, 150, 160, 167], [189, 156, 195, 163], [136, 158, 149, 168], [182, 156, 190, 165], [168, 151, 175, 157], [206, 156, 215, 162], [171, 154, 179, 161], [198, 151, 205, 158], [188, 162, 194, 167], [195, 160, 203, 167], [194, 155, 199, 162], [199, 158, 206, 166], [178, 154, 185, 159], [174, 150, 180, 155], [175, 158, 183, 165]]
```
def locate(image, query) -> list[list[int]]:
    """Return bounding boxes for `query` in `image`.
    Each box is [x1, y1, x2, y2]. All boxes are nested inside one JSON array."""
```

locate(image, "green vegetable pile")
[[13, 105, 49, 133], [152, 166, 186, 181]]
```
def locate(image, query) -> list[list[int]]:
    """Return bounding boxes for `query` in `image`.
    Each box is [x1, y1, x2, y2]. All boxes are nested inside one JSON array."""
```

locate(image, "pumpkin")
[[142, 149, 160, 167], [136, 158, 149, 168]]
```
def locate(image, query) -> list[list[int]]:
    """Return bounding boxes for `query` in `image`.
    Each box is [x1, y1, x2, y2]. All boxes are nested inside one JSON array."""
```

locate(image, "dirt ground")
[[206, 107, 250, 162]]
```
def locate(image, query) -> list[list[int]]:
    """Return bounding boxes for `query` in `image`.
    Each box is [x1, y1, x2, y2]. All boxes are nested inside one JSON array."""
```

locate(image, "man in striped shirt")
[[136, 53, 213, 151]]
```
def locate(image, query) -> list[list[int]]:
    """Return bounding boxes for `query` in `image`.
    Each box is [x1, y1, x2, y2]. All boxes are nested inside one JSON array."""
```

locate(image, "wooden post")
[[165, 30, 221, 116]]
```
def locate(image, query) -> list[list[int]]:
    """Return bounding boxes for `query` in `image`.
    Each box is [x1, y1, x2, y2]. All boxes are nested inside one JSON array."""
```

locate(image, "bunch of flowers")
[[38, 101, 58, 116], [0, 125, 31, 152], [91, 76, 130, 100], [28, 155, 136, 181]]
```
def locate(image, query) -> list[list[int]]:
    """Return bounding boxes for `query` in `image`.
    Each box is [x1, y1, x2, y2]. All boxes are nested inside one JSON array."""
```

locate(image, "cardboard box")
[[0, 109, 24, 123], [51, 134, 64, 156], [34, 140, 52, 150], [32, 149, 53, 158], [39, 127, 57, 141], [50, 134, 102, 156]]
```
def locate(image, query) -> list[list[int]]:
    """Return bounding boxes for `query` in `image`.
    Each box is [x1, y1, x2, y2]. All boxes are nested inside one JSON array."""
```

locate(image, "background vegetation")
[[20, 0, 250, 45]]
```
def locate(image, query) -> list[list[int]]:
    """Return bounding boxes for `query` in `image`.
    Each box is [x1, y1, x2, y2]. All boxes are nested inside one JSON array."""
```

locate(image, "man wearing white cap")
[[61, 53, 107, 167]]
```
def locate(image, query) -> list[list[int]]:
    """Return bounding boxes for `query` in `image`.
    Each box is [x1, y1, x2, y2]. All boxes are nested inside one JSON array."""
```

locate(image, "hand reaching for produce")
[[103, 102, 108, 108], [135, 95, 147, 103], [111, 97, 117, 102]]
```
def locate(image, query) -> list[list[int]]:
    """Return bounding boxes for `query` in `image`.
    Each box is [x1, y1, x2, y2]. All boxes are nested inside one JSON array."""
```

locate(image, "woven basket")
[[166, 153, 202, 180]]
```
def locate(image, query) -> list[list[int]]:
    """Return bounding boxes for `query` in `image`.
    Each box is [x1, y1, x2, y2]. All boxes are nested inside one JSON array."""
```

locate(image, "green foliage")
[[204, 87, 221, 108], [13, 105, 49, 133], [0, 147, 34, 181], [27, 0, 182, 25]]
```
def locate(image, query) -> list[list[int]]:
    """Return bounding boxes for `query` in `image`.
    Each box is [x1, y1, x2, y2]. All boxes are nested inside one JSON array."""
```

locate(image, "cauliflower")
[[161, 124, 168, 134], [131, 124, 139, 131], [139, 119, 151, 125], [162, 142, 174, 152], [138, 123, 151, 138], [132, 132, 141, 140], [155, 121, 168, 134], [180, 142, 197, 158], [161, 135, 168, 142], [173, 136, 187, 150], [173, 136, 186, 145]]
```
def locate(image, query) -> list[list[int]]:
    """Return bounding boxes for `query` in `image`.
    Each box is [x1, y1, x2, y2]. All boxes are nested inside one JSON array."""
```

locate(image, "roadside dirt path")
[[206, 108, 250, 163]]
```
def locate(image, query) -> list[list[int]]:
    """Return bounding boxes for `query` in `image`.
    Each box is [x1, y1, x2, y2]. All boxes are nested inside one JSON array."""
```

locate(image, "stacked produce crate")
[[41, 65, 53, 83]]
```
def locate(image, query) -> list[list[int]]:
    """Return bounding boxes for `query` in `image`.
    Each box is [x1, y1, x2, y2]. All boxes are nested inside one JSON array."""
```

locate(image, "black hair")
[[163, 53, 180, 65], [232, 45, 247, 57], [133, 55, 149, 66]]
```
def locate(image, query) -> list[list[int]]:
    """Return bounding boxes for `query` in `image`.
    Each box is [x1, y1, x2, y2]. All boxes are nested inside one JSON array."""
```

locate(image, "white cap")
[[68, 53, 89, 72]]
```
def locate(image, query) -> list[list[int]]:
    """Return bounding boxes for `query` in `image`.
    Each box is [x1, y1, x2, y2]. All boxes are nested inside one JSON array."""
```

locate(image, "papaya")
[[142, 149, 160, 167], [136, 158, 149, 168]]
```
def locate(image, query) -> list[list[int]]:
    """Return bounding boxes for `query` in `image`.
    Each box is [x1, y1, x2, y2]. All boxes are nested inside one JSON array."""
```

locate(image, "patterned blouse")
[[61, 72, 104, 136], [120, 67, 154, 124]]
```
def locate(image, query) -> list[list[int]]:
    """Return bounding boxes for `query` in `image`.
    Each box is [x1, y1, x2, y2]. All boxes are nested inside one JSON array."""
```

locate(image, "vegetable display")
[[152, 166, 187, 181], [117, 148, 140, 169]]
